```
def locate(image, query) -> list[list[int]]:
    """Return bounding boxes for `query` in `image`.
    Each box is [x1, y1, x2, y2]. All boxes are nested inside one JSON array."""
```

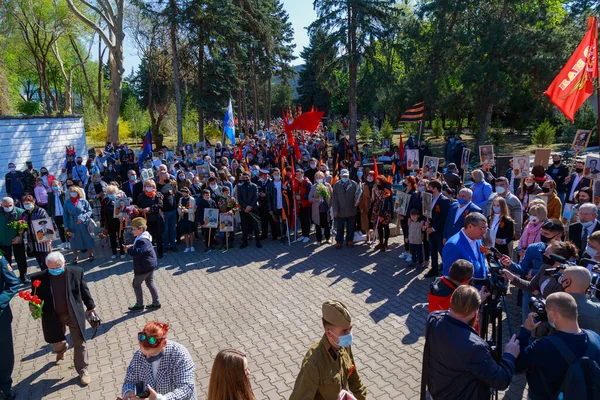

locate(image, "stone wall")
[[0, 116, 87, 195]]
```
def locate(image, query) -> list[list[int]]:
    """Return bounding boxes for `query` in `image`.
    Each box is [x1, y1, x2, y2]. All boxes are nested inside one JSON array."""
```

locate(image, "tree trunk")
[[98, 40, 104, 121], [106, 40, 124, 144], [250, 57, 259, 134], [347, 4, 357, 139], [169, 0, 183, 148], [198, 107, 205, 142], [476, 102, 494, 151], [262, 80, 268, 129], [267, 78, 272, 128]]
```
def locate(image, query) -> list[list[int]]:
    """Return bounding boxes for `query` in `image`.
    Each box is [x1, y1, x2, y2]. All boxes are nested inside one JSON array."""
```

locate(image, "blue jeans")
[[335, 215, 356, 244], [521, 290, 532, 324], [163, 210, 177, 248]]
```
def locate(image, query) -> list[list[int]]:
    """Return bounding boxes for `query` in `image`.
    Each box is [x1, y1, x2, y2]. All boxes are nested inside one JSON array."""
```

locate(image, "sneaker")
[[347, 241, 354, 248], [120, 254, 126, 259], [405, 255, 413, 262], [60, 243, 67, 250], [184, 248, 190, 253], [145, 303, 161, 310], [190, 247, 195, 252], [335, 243, 342, 250], [66, 242, 70, 249], [302, 237, 310, 243], [79, 370, 91, 386], [295, 236, 305, 243], [399, 252, 408, 259], [325, 238, 332, 244], [317, 240, 322, 245], [111, 255, 117, 259], [424, 269, 440, 278], [128, 304, 144, 312]]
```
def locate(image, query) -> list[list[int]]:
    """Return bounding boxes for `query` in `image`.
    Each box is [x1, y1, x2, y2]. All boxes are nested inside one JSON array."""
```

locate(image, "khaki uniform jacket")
[[289, 335, 367, 400]]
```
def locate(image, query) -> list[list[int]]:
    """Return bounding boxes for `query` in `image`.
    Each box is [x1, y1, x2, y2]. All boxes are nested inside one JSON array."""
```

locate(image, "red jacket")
[[428, 277, 458, 313], [298, 178, 312, 208]]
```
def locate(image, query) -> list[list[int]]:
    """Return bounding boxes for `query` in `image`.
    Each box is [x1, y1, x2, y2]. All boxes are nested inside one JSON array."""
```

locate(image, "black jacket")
[[569, 221, 600, 256], [430, 194, 451, 236], [137, 192, 164, 222], [236, 181, 259, 211], [47, 191, 66, 219], [127, 235, 156, 275], [545, 163, 570, 192], [564, 173, 592, 203], [443, 172, 462, 191], [424, 311, 515, 400], [123, 181, 143, 201], [30, 267, 95, 343]]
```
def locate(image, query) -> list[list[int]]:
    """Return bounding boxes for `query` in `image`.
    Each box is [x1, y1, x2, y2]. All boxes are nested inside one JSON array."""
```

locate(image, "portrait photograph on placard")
[[479, 145, 494, 165], [141, 168, 154, 183], [584, 155, 600, 180], [512, 156, 530, 179], [113, 198, 130, 218], [461, 148, 471, 171], [406, 149, 419, 170], [423, 156, 439, 177], [203, 208, 219, 228], [563, 203, 575, 225], [594, 180, 600, 206], [195, 141, 206, 154], [422, 192, 433, 218], [32, 218, 56, 243], [382, 139, 391, 149], [496, 156, 512, 178], [184, 144, 194, 156], [572, 129, 592, 152], [219, 213, 234, 232], [395, 191, 410, 216], [533, 148, 552, 168], [196, 165, 210, 182]]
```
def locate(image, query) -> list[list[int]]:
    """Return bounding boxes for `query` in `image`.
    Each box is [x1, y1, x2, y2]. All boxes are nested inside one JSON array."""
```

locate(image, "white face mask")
[[496, 186, 506, 195], [145, 186, 153, 192], [585, 244, 599, 257], [273, 175, 281, 181], [316, 179, 323, 184], [529, 216, 538, 224], [210, 184, 217, 190]]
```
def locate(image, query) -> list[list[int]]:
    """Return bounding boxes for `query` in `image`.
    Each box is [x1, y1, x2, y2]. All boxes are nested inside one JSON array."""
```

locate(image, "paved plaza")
[[10, 235, 529, 399]]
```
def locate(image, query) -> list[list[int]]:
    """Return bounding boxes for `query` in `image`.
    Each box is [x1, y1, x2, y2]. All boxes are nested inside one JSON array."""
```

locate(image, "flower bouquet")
[[316, 183, 330, 199], [98, 230, 109, 248], [124, 205, 143, 221], [18, 279, 44, 320], [8, 219, 28, 234]]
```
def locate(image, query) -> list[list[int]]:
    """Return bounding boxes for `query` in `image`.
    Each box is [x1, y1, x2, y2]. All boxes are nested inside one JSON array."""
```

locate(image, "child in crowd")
[[408, 208, 425, 267], [197, 189, 218, 253], [177, 187, 196, 253]]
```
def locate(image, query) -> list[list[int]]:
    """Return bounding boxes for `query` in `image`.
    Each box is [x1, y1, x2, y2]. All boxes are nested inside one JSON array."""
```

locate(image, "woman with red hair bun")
[[121, 321, 197, 399]]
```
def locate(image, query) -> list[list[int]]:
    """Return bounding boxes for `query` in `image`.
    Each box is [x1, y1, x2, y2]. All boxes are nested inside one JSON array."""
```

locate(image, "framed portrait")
[[594, 180, 600, 206], [196, 165, 210, 182], [141, 168, 154, 183], [166, 151, 175, 163], [496, 156, 512, 178], [562, 203, 575, 225], [395, 191, 410, 216], [584, 154, 600, 180], [423, 156, 439, 177], [207, 149, 215, 160], [572, 129, 592, 152], [195, 141, 206, 154], [382, 139, 391, 149], [479, 145, 494, 165], [184, 144, 194, 156], [219, 213, 234, 232], [422, 192, 433, 218], [32, 218, 57, 243], [113, 198, 130, 218], [533, 148, 552, 168], [406, 149, 419, 170], [461, 148, 471, 171], [203, 208, 219, 228], [512, 156, 530, 179]]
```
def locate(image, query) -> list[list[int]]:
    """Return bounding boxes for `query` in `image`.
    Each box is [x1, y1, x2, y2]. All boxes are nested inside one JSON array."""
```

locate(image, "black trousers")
[[146, 219, 164, 257], [201, 227, 215, 248], [315, 212, 331, 242], [259, 202, 280, 239], [400, 218, 409, 251], [299, 206, 312, 237], [0, 307, 14, 393], [429, 233, 444, 272], [107, 219, 124, 256], [0, 244, 27, 279], [378, 224, 390, 241], [54, 215, 66, 243], [240, 211, 260, 244]]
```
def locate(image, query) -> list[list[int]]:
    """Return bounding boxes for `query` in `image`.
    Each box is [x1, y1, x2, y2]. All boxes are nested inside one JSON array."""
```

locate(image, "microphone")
[[550, 254, 567, 264], [581, 258, 600, 266], [489, 247, 505, 258]]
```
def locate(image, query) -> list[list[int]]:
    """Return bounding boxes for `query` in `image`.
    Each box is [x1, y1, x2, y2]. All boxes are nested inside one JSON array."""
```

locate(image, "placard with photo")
[[382, 139, 391, 149], [32, 218, 57, 243], [496, 156, 512, 178], [395, 191, 410, 216], [572, 129, 592, 152], [423, 156, 439, 177], [594, 180, 600, 206], [219, 213, 234, 232], [563, 203, 575, 225], [141, 168, 154, 183], [195, 141, 206, 154], [584, 155, 600, 180], [406, 149, 419, 170], [113, 198, 130, 218], [461, 148, 471, 171], [422, 192, 433, 218], [512, 156, 530, 179], [196, 165, 210, 182], [533, 148, 552, 168], [203, 208, 219, 228], [184, 144, 194, 156], [479, 145, 494, 165]]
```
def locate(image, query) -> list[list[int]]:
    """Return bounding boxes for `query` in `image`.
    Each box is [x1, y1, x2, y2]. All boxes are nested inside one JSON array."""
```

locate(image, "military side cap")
[[322, 300, 352, 328]]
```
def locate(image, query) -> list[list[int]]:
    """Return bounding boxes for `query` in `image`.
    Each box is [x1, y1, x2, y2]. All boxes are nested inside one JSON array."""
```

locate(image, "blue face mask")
[[341, 177, 349, 183], [457, 198, 468, 205], [333, 332, 353, 347], [357, 171, 363, 177], [252, 170, 259, 176], [179, 176, 185, 181], [48, 267, 64, 276], [449, 138, 455, 143], [107, 194, 116, 200], [582, 220, 594, 228], [418, 187, 425, 192]]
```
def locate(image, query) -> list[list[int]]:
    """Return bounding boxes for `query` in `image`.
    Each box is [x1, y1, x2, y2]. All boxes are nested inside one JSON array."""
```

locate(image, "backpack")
[[546, 330, 600, 400]]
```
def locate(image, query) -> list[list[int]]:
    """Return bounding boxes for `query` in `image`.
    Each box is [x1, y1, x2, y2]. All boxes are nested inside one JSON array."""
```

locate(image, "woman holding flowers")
[[21, 195, 52, 271], [309, 171, 333, 245], [63, 186, 95, 264], [0, 196, 29, 283]]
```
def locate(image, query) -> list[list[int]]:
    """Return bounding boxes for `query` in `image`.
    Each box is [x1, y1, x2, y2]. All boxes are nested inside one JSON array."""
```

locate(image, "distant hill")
[[272, 64, 303, 99]]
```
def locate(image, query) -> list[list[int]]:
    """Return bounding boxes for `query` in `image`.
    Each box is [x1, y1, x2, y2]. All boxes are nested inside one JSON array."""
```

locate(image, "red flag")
[[285, 111, 325, 134], [544, 16, 598, 122], [398, 133, 405, 175], [373, 156, 379, 177]]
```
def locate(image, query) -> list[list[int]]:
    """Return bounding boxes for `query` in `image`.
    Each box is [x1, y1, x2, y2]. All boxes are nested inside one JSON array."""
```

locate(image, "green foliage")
[[401, 122, 420, 137], [122, 98, 149, 139], [431, 118, 443, 139], [16, 100, 42, 115], [358, 118, 372, 143], [380, 117, 393, 139], [489, 128, 506, 148], [271, 82, 294, 117], [87, 118, 131, 145], [531, 120, 556, 148], [330, 120, 344, 135]]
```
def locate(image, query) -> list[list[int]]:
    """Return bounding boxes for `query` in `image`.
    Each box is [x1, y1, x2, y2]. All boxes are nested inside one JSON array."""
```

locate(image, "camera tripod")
[[480, 295, 513, 399]]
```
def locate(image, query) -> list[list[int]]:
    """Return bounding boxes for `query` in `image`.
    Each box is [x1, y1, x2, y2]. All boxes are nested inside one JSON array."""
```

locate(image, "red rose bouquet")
[[18, 279, 44, 319]]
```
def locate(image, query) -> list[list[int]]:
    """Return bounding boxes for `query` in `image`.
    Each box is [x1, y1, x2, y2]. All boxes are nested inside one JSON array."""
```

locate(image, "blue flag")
[[223, 98, 236, 145], [139, 127, 152, 166]]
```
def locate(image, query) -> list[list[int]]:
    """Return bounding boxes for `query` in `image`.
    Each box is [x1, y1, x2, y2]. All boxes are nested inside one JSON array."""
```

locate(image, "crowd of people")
[[1, 122, 600, 399]]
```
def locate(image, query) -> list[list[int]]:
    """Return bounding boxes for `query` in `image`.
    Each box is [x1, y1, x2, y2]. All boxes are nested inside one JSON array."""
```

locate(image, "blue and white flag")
[[138, 127, 152, 166], [223, 98, 236, 145]]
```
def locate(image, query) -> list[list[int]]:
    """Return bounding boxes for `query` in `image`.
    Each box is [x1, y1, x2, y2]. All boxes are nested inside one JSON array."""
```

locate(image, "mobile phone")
[[135, 382, 149, 398]]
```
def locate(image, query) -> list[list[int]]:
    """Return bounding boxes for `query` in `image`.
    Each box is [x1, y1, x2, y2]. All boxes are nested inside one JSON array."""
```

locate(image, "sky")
[[122, 0, 316, 75]]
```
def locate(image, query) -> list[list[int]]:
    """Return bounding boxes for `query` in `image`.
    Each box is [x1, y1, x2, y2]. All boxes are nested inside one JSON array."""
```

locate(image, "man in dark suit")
[[0, 254, 20, 400], [425, 180, 451, 278], [443, 188, 482, 243], [443, 163, 462, 192], [122, 170, 143, 201], [30, 252, 96, 386], [568, 203, 599, 258], [564, 160, 592, 204], [235, 171, 262, 249]]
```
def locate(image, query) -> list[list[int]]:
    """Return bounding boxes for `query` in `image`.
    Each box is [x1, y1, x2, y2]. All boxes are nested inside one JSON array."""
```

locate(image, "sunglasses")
[[138, 332, 165, 346]]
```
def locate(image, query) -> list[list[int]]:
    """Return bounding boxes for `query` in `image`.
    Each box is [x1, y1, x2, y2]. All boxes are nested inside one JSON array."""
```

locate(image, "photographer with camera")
[[428, 260, 474, 313], [515, 292, 600, 400], [422, 285, 520, 400], [561, 266, 600, 334]]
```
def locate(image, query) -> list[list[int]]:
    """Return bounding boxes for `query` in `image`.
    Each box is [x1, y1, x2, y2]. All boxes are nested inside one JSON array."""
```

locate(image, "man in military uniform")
[[289, 300, 367, 400], [0, 254, 20, 400]]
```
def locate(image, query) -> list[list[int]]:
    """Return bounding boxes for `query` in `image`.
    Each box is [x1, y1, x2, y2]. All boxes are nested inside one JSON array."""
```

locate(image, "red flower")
[[34, 299, 42, 305], [31, 295, 39, 302], [24, 292, 32, 301], [32, 280, 41, 288], [435, 205, 441, 212], [500, 221, 505, 228], [463, 210, 468, 217], [18, 291, 25, 298]]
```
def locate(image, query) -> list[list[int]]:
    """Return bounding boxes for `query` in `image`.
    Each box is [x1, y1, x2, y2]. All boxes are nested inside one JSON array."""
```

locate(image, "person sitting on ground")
[[122, 218, 160, 312], [428, 259, 474, 313], [122, 321, 196, 399], [207, 349, 256, 400]]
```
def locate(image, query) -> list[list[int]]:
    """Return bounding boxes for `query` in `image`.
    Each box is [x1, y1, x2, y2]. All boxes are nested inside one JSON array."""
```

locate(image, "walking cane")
[[286, 218, 291, 246]]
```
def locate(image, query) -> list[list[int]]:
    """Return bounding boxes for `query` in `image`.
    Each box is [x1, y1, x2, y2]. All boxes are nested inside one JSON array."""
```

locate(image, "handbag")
[[87, 218, 97, 235]]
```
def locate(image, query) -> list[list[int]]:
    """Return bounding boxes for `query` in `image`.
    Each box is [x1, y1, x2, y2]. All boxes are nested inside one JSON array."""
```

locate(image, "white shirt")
[[569, 174, 583, 201], [53, 193, 64, 217], [454, 201, 471, 224], [489, 214, 501, 244], [273, 181, 283, 209], [461, 229, 479, 257]]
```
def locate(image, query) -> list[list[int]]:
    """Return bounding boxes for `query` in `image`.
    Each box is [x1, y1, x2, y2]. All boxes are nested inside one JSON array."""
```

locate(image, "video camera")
[[471, 247, 508, 299], [543, 254, 573, 279], [528, 296, 547, 322]]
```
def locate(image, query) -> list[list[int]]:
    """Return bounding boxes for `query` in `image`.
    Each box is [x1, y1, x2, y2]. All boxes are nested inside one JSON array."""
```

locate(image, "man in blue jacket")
[[442, 212, 489, 279], [423, 285, 520, 400], [443, 188, 482, 243]]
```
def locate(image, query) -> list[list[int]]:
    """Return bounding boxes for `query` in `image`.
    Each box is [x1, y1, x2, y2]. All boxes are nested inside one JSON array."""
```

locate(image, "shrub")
[[358, 118, 372, 143], [431, 118, 443, 139], [532, 120, 556, 148], [17, 101, 43, 115], [86, 118, 132, 145], [489, 128, 506, 147], [380, 117, 394, 139]]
